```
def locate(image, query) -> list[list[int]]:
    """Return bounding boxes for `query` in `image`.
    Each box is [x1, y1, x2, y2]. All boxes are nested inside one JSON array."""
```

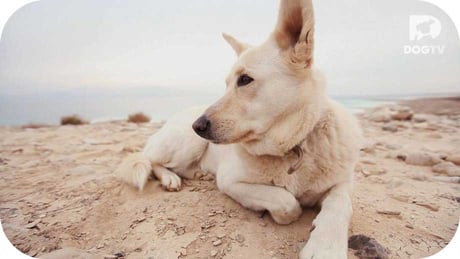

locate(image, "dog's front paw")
[[269, 197, 302, 225], [299, 232, 347, 259], [160, 173, 182, 191]]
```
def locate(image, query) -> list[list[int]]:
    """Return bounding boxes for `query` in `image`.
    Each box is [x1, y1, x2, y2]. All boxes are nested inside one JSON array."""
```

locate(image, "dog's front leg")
[[300, 182, 352, 259], [217, 173, 302, 225]]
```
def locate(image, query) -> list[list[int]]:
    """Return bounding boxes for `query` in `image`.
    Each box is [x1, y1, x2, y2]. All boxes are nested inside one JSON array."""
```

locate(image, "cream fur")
[[115, 1, 362, 258]]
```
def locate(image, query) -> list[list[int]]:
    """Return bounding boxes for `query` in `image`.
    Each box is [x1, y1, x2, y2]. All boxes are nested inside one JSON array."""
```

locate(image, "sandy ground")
[[1, 98, 459, 259]]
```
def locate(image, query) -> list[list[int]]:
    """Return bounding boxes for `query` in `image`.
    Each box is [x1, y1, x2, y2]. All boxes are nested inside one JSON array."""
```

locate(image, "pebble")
[[213, 240, 223, 246], [412, 114, 428, 123], [446, 155, 460, 166], [210, 250, 218, 257], [367, 107, 392, 123], [382, 125, 398, 132], [385, 143, 402, 150], [235, 234, 245, 243], [391, 110, 413, 121], [404, 152, 442, 166], [405, 224, 414, 229], [361, 168, 386, 177], [360, 159, 376, 165], [25, 219, 41, 229], [179, 248, 187, 256], [348, 234, 389, 259], [414, 201, 439, 212], [432, 162, 460, 176], [376, 210, 401, 216]]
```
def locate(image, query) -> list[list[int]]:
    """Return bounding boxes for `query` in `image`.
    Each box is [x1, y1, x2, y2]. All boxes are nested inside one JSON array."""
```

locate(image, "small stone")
[[405, 224, 414, 229], [413, 114, 427, 123], [405, 152, 442, 166], [25, 219, 41, 229], [432, 162, 460, 176], [391, 110, 413, 121], [446, 155, 460, 166], [376, 210, 401, 216], [361, 168, 386, 177], [414, 201, 439, 212], [382, 125, 398, 132], [368, 107, 392, 123], [217, 233, 226, 239], [235, 234, 245, 243], [360, 159, 376, 165], [96, 243, 105, 249], [210, 250, 218, 257], [348, 234, 389, 259], [385, 143, 402, 150], [212, 240, 222, 246]]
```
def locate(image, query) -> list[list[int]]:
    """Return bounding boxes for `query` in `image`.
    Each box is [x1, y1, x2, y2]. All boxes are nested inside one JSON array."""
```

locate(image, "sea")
[[0, 88, 450, 126]]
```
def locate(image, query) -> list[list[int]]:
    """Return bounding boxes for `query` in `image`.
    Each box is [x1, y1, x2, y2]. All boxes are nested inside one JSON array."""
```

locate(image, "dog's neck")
[[240, 98, 328, 157]]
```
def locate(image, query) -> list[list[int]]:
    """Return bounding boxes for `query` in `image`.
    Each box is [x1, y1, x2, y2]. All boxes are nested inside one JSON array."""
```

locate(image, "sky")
[[0, 0, 459, 97]]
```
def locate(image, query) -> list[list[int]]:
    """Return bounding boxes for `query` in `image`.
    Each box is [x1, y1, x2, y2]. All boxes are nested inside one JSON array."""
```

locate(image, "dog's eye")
[[237, 74, 254, 87]]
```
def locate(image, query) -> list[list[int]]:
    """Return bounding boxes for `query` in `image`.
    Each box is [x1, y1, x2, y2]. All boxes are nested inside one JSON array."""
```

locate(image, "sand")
[[0, 98, 459, 259]]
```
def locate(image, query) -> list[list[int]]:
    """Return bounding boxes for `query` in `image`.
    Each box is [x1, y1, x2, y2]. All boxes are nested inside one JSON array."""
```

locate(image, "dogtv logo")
[[404, 15, 445, 55]]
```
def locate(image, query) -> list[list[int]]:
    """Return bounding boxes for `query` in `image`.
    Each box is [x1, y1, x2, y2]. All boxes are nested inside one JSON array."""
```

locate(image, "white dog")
[[115, 0, 362, 258]]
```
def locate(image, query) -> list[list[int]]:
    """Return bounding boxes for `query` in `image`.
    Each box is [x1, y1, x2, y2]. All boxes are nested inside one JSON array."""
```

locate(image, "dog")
[[115, 0, 362, 258]]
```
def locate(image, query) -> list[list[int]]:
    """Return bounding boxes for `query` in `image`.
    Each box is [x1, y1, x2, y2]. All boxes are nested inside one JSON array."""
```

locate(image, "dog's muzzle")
[[192, 115, 213, 140]]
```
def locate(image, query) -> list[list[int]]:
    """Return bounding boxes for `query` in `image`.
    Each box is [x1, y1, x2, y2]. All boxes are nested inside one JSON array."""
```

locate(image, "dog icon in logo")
[[409, 15, 442, 41]]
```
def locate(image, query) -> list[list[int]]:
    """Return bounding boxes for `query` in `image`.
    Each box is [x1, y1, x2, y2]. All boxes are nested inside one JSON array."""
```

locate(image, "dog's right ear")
[[222, 33, 249, 56], [273, 0, 314, 69]]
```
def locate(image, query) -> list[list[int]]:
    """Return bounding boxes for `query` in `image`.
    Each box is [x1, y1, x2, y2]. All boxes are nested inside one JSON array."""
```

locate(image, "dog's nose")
[[192, 115, 211, 138]]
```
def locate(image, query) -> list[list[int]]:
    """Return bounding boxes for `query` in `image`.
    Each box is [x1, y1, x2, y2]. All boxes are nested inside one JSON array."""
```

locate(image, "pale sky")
[[0, 0, 459, 96]]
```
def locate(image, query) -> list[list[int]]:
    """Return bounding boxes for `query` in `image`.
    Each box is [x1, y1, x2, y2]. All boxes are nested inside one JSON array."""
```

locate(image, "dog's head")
[[193, 0, 326, 156]]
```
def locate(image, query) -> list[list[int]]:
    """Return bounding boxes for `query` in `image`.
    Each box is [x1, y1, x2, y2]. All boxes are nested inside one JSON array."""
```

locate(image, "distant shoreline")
[[1, 94, 459, 127], [400, 96, 460, 116]]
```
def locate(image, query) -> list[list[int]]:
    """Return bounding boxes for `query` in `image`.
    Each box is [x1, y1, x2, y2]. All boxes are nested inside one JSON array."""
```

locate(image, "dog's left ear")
[[273, 0, 314, 69], [222, 33, 249, 56]]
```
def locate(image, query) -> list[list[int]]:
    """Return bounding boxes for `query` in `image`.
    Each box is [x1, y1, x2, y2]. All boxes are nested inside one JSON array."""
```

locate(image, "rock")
[[235, 234, 245, 243], [382, 125, 398, 132], [384, 143, 402, 150], [412, 114, 428, 123], [391, 110, 413, 121], [212, 239, 223, 246], [414, 201, 439, 212], [446, 155, 460, 166], [361, 168, 386, 177], [25, 219, 41, 229], [376, 210, 401, 216], [368, 107, 392, 123], [210, 250, 218, 257], [348, 235, 389, 259], [179, 248, 187, 256], [405, 152, 442, 166], [432, 162, 460, 176]]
